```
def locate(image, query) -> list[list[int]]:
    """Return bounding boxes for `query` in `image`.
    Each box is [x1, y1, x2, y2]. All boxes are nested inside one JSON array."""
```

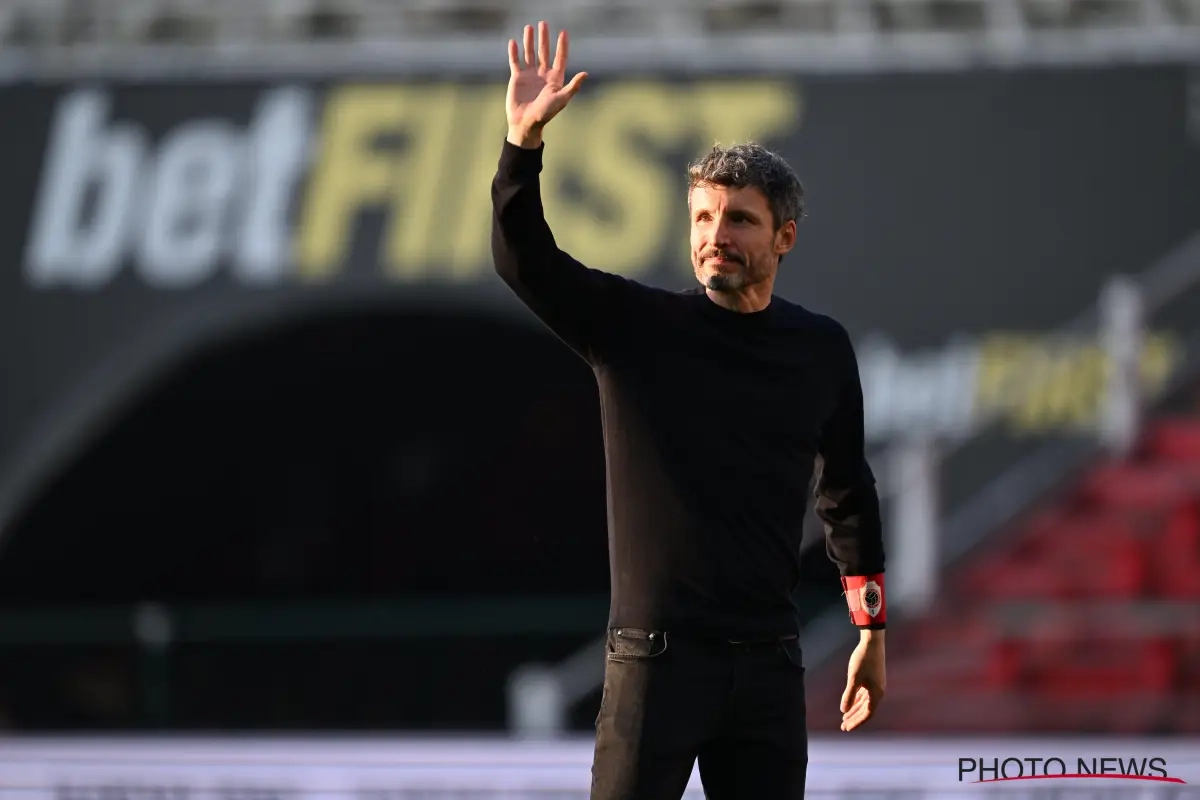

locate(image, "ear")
[[774, 220, 797, 257]]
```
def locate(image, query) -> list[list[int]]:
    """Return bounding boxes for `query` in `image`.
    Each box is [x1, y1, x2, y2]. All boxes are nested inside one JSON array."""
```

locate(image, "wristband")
[[842, 574, 886, 626]]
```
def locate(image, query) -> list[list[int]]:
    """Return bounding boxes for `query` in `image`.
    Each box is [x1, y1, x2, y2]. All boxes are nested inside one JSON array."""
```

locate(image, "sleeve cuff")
[[498, 138, 544, 180], [842, 573, 886, 627]]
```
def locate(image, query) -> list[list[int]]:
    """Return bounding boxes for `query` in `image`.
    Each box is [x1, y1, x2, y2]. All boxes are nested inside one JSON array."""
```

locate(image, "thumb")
[[840, 680, 858, 714], [560, 71, 588, 100]]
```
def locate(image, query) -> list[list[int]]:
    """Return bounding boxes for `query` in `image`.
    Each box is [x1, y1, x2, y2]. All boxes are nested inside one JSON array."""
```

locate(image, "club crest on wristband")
[[861, 581, 882, 618]]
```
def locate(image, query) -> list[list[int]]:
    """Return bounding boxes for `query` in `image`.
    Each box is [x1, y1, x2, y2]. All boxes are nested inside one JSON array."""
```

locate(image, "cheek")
[[743, 236, 774, 268], [734, 234, 761, 256]]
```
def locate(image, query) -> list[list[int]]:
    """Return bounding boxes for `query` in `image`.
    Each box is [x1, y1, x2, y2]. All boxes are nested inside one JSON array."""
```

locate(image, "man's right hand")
[[506, 21, 588, 149]]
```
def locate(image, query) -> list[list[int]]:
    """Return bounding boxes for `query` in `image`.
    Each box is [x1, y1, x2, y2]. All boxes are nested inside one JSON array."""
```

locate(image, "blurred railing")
[[507, 230, 1200, 736], [2, 0, 1194, 43], [0, 595, 611, 728], [0, 0, 1199, 78]]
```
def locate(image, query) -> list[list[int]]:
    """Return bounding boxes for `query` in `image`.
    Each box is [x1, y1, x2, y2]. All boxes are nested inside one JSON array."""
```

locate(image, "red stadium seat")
[[984, 639, 1023, 689], [1142, 418, 1200, 463], [1162, 499, 1200, 557]]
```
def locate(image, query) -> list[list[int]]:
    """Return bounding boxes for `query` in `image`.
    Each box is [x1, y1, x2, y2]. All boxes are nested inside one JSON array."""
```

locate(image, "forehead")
[[688, 183, 771, 216]]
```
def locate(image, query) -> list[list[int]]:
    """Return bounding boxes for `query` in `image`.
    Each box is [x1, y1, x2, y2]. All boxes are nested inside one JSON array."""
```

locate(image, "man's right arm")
[[491, 137, 632, 364]]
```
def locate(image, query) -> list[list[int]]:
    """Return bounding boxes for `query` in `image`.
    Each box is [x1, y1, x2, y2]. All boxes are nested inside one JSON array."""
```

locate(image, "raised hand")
[[506, 21, 588, 148]]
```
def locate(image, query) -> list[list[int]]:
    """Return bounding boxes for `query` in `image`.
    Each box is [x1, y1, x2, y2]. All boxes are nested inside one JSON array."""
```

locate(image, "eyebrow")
[[693, 207, 763, 221]]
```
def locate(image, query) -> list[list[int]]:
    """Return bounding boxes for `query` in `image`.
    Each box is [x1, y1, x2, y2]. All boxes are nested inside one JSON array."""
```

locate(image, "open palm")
[[506, 21, 587, 137]]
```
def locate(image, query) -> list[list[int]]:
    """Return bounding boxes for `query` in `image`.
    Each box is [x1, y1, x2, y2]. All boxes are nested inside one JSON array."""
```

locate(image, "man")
[[491, 21, 887, 799]]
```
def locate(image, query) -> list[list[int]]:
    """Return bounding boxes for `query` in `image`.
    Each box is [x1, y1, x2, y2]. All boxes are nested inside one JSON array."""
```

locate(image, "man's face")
[[689, 183, 795, 293]]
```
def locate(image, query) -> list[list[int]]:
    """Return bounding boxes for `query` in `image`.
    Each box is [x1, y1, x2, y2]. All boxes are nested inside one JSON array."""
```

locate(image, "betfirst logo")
[[858, 332, 1181, 441], [23, 82, 801, 290], [958, 756, 1187, 785]]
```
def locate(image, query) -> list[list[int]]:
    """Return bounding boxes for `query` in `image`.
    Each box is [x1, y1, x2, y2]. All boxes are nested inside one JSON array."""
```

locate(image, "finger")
[[840, 682, 857, 713], [859, 682, 884, 705], [841, 692, 868, 723], [841, 691, 877, 730], [842, 688, 868, 718], [560, 71, 588, 99], [841, 704, 873, 731], [552, 29, 569, 74], [537, 20, 551, 71], [841, 697, 873, 731], [851, 699, 877, 727], [841, 709, 862, 732], [507, 39, 520, 75], [523, 25, 535, 68]]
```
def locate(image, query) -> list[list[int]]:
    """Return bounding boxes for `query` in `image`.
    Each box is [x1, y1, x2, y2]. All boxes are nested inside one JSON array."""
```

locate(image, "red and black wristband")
[[842, 574, 886, 628]]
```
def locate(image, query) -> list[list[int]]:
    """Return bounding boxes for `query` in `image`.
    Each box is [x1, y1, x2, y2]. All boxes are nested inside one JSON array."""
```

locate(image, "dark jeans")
[[590, 626, 809, 799]]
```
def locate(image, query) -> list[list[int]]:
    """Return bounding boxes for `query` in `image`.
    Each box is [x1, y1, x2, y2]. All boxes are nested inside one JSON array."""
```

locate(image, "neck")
[[704, 277, 775, 313]]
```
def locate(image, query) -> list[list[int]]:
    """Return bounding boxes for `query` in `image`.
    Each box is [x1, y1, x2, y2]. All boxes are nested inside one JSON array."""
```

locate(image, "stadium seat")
[[984, 639, 1024, 689], [1141, 417, 1200, 462], [1163, 498, 1200, 555], [1077, 463, 1200, 510], [1084, 539, 1149, 597]]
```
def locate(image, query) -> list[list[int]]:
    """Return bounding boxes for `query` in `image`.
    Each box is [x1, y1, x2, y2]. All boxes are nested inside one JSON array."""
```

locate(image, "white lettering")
[[235, 86, 312, 283], [25, 90, 145, 288], [139, 123, 240, 288], [858, 335, 979, 443], [23, 87, 312, 290]]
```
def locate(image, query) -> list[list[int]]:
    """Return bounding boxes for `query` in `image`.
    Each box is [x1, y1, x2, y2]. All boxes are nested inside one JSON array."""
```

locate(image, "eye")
[[695, 212, 712, 222]]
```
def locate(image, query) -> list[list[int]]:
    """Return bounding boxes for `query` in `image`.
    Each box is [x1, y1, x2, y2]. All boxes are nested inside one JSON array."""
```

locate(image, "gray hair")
[[686, 142, 805, 229]]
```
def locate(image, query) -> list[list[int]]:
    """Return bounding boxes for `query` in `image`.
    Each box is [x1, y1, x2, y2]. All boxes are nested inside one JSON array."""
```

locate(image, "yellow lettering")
[[1140, 334, 1179, 395], [973, 335, 1034, 418], [689, 81, 803, 151], [1009, 339, 1069, 433], [303, 80, 806, 284], [1023, 344, 1068, 432], [446, 87, 509, 279], [538, 81, 804, 278], [1036, 344, 1105, 431], [385, 84, 463, 279], [970, 331, 1182, 438], [295, 86, 407, 280], [541, 83, 692, 276], [1067, 345, 1107, 429]]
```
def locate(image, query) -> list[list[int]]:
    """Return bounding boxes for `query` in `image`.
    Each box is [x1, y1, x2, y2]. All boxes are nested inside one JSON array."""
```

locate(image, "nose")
[[711, 216, 734, 247]]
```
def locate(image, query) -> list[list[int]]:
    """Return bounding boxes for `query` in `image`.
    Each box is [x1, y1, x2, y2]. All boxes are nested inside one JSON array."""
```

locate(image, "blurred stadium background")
[[1, 0, 1200, 796]]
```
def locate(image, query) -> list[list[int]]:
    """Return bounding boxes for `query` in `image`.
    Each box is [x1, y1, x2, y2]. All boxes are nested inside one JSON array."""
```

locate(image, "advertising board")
[[2, 736, 1198, 799], [1, 65, 1198, 564]]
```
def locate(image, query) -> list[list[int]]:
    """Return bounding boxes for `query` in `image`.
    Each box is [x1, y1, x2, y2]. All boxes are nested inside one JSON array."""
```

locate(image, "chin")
[[703, 274, 745, 292]]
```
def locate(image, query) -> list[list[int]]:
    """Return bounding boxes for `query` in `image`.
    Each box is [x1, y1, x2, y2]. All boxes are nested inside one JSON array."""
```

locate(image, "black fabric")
[[492, 139, 885, 639], [590, 627, 809, 799]]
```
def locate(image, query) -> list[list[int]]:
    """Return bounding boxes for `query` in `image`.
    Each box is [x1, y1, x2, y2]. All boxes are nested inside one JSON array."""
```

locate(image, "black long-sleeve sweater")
[[491, 140, 886, 638]]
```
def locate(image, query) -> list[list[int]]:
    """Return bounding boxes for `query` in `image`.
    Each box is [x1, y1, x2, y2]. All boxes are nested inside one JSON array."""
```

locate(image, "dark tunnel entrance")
[[0, 305, 843, 733], [0, 308, 614, 731]]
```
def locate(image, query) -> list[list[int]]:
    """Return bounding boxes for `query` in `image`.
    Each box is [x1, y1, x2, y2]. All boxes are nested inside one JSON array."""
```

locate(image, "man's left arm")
[[814, 322, 887, 731], [814, 324, 887, 629]]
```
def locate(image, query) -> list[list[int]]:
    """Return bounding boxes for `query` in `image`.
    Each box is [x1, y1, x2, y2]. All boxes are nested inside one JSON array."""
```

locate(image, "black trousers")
[[590, 626, 809, 799]]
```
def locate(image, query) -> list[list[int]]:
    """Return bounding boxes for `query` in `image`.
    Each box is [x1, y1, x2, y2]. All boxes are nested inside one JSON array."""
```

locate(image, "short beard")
[[704, 273, 746, 292]]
